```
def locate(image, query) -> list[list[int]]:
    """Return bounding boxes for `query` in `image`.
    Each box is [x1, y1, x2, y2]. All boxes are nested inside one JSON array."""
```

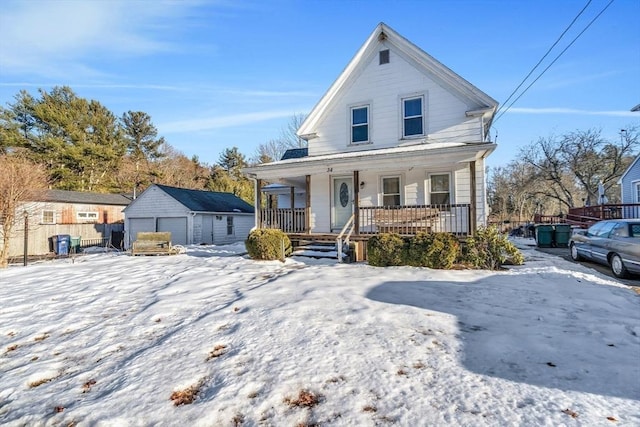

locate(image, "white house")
[[243, 22, 498, 240], [123, 184, 254, 248]]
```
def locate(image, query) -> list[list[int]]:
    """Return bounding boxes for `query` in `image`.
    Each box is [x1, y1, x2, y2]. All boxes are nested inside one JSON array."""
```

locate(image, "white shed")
[[123, 184, 254, 249]]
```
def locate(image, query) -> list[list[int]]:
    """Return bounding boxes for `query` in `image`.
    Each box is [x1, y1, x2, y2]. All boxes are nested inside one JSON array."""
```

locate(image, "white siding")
[[212, 215, 252, 244], [124, 187, 190, 249], [309, 48, 484, 156], [310, 174, 331, 233]]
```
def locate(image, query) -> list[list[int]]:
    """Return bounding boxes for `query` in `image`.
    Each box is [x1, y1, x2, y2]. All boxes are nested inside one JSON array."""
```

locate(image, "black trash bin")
[[55, 234, 71, 256]]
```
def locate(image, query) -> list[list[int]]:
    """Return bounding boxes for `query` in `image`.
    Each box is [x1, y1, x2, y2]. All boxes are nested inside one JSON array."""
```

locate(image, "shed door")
[[129, 217, 155, 247], [157, 217, 188, 245], [201, 214, 215, 245]]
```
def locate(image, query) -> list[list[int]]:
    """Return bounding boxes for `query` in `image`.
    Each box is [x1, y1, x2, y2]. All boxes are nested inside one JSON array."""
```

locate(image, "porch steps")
[[291, 241, 347, 261]]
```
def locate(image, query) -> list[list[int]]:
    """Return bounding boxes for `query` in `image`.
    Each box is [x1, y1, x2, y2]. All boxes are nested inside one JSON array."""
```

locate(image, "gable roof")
[[39, 189, 131, 206], [280, 148, 308, 160], [154, 184, 254, 213], [297, 22, 498, 139]]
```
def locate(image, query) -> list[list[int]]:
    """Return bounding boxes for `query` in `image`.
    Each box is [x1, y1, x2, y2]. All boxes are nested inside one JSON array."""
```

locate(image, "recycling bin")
[[553, 224, 571, 248], [70, 236, 81, 253], [535, 225, 554, 248], [55, 234, 71, 256]]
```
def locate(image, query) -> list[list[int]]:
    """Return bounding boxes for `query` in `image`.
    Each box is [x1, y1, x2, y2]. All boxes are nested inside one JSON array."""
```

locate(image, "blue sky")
[[1, 0, 638, 170]]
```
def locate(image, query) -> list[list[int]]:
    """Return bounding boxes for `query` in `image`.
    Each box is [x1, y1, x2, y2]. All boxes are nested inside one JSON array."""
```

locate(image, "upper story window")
[[379, 49, 390, 65], [429, 173, 451, 205], [382, 176, 401, 206], [42, 210, 55, 224], [402, 96, 424, 137], [634, 181, 640, 202], [77, 212, 99, 222], [351, 105, 369, 144]]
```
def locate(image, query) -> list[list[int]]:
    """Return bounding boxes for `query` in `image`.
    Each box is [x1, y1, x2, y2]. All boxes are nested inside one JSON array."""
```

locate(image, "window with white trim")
[[402, 96, 424, 137], [382, 176, 401, 206], [429, 173, 451, 205], [42, 210, 55, 224], [77, 212, 99, 222], [351, 105, 369, 144], [227, 216, 234, 235], [634, 182, 640, 203]]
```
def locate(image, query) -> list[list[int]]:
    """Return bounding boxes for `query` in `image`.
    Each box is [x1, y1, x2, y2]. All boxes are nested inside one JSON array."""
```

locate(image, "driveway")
[[534, 245, 640, 289]]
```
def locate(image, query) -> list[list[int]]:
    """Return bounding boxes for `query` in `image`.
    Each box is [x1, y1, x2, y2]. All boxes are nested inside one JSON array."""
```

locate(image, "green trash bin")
[[553, 224, 571, 248], [535, 225, 554, 248], [70, 236, 81, 254]]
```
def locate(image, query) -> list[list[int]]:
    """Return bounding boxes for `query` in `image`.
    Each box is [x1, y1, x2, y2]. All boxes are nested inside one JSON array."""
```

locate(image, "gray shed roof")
[[156, 184, 254, 213], [40, 189, 132, 206]]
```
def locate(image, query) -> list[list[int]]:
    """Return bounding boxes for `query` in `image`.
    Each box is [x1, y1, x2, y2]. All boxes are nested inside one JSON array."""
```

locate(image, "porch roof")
[[243, 142, 496, 180]]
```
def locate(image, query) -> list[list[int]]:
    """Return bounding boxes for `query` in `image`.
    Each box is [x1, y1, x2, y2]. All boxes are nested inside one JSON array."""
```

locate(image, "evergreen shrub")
[[408, 232, 460, 269], [367, 233, 407, 267], [245, 229, 292, 261], [460, 226, 524, 270]]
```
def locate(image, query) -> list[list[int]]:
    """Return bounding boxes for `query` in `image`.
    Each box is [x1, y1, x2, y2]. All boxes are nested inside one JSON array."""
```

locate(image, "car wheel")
[[570, 243, 583, 261], [610, 253, 629, 279]]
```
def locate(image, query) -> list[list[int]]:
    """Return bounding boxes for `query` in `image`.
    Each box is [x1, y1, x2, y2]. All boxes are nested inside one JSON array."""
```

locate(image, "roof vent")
[[379, 49, 390, 65]]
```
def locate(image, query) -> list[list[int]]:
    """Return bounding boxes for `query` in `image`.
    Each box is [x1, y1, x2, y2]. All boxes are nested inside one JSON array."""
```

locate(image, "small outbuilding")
[[123, 184, 254, 248]]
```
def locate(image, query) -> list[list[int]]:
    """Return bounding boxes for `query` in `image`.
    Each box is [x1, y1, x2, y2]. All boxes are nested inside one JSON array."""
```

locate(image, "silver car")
[[569, 219, 640, 278]]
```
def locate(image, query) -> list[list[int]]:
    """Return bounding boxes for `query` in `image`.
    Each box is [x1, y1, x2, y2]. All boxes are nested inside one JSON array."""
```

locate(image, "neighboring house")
[[618, 155, 640, 218], [6, 190, 131, 257], [243, 22, 497, 240], [123, 184, 254, 248]]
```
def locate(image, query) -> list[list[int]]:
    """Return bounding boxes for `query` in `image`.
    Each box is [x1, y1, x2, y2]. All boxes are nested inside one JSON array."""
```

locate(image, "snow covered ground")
[[1, 238, 638, 426]]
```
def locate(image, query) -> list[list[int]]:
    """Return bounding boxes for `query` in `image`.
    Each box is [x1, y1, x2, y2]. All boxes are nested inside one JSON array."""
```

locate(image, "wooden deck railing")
[[260, 208, 306, 233], [259, 204, 472, 235], [566, 203, 640, 228], [359, 204, 471, 235]]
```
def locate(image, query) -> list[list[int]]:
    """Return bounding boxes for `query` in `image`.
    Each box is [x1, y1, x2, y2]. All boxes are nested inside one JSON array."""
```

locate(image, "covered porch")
[[246, 142, 495, 239]]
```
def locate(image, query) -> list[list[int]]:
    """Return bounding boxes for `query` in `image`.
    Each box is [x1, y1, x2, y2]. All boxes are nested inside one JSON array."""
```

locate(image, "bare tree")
[[252, 113, 307, 164], [520, 127, 639, 209], [0, 155, 48, 268]]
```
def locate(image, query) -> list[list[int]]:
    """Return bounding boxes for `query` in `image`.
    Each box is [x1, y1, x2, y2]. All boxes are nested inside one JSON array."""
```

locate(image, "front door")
[[332, 177, 353, 231]]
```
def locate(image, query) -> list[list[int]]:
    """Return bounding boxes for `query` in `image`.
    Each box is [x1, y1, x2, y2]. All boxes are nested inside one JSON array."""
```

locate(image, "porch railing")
[[566, 203, 640, 228], [259, 204, 472, 236], [260, 208, 306, 233], [359, 204, 471, 235]]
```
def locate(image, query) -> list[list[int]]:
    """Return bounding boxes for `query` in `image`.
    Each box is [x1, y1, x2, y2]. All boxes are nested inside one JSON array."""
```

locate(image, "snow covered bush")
[[461, 226, 524, 270], [408, 232, 460, 269], [245, 229, 292, 261], [367, 233, 407, 266]]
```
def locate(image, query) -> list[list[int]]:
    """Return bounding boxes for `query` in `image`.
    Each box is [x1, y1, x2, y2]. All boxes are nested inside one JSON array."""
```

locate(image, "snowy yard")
[[1, 239, 638, 426]]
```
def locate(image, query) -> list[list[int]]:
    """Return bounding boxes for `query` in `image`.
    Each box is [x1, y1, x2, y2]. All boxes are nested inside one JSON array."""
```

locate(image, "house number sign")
[[339, 183, 349, 207]]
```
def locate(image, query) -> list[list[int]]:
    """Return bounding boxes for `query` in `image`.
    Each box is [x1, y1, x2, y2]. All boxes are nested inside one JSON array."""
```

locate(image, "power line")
[[493, 0, 615, 126], [495, 0, 593, 118]]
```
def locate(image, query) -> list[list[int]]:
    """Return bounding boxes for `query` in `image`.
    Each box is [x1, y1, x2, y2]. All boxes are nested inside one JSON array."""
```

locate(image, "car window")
[[595, 222, 616, 237], [631, 224, 640, 237], [611, 223, 629, 237], [586, 222, 603, 237]]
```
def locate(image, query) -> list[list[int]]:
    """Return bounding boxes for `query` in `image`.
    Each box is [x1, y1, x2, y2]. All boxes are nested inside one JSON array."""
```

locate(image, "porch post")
[[353, 170, 360, 234], [290, 186, 295, 233], [469, 161, 477, 234], [305, 175, 311, 233], [256, 179, 263, 229]]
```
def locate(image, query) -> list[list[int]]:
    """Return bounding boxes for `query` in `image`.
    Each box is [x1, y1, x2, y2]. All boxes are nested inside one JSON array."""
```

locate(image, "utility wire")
[[495, 0, 593, 118], [493, 0, 615, 125]]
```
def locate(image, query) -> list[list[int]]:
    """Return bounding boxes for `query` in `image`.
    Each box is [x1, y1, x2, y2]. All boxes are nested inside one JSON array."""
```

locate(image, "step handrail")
[[336, 214, 355, 263]]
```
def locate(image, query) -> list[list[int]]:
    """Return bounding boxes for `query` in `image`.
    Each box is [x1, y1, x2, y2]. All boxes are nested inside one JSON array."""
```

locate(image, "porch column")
[[256, 179, 263, 229], [305, 175, 311, 233], [469, 161, 477, 234], [290, 186, 295, 233], [353, 170, 360, 234]]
